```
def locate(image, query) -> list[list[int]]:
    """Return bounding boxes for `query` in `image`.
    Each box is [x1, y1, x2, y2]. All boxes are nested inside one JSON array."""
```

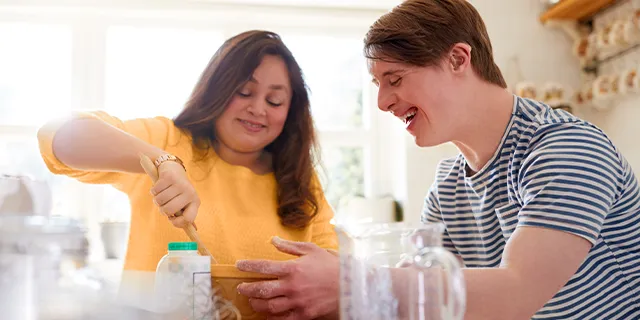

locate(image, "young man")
[[235, 1, 640, 319]]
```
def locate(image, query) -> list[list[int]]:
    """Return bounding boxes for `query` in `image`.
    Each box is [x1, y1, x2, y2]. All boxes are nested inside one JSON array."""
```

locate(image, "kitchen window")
[[104, 26, 225, 120], [0, 22, 73, 127], [279, 33, 370, 209], [0, 22, 86, 219]]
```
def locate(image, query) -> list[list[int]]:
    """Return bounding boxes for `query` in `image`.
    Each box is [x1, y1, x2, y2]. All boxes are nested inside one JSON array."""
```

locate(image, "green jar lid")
[[168, 242, 198, 251]]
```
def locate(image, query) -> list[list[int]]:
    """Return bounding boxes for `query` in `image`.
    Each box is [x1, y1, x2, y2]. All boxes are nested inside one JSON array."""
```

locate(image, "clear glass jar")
[[0, 215, 99, 319], [336, 222, 465, 320]]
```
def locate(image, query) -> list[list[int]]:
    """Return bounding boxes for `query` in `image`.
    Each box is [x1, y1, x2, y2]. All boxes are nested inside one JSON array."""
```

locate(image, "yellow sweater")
[[38, 111, 338, 271]]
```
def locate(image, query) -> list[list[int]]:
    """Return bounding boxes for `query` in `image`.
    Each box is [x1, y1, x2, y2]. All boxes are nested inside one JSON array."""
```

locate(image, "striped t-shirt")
[[423, 96, 640, 319]]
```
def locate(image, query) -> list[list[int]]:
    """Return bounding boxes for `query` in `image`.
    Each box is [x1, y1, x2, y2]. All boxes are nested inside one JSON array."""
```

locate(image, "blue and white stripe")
[[423, 96, 640, 319]]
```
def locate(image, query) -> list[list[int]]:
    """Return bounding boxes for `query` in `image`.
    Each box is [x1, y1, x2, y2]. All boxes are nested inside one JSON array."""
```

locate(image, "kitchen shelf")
[[540, 0, 618, 23]]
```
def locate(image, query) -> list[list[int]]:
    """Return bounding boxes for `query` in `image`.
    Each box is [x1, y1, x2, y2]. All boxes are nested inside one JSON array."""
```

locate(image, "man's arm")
[[422, 126, 618, 319], [236, 226, 591, 320], [389, 227, 591, 320], [462, 227, 591, 320]]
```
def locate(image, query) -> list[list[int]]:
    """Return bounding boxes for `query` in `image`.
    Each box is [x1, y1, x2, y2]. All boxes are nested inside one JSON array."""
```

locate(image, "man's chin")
[[414, 135, 445, 148]]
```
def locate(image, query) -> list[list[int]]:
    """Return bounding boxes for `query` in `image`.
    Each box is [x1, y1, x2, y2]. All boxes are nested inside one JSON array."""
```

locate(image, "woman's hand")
[[150, 161, 200, 228]]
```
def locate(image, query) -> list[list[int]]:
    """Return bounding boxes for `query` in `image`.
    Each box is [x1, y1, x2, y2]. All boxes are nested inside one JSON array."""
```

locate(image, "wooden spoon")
[[139, 153, 217, 264]]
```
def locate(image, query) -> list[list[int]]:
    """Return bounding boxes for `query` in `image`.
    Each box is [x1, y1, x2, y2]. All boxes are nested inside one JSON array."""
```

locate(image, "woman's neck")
[[452, 87, 515, 175], [213, 141, 272, 175]]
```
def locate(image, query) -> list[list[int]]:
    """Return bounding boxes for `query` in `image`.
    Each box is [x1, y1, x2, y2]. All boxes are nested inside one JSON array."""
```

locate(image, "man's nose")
[[378, 89, 397, 112]]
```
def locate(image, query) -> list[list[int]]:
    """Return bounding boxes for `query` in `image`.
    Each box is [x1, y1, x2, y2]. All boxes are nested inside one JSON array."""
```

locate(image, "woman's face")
[[215, 55, 292, 153], [369, 58, 460, 147]]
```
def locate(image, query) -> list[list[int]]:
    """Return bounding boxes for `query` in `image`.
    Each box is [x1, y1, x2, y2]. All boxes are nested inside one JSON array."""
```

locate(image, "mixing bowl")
[[211, 265, 277, 320]]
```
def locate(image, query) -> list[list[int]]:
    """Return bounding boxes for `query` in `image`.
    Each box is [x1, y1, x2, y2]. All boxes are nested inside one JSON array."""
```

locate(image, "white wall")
[[398, 0, 584, 222], [578, 1, 640, 175], [584, 98, 640, 170]]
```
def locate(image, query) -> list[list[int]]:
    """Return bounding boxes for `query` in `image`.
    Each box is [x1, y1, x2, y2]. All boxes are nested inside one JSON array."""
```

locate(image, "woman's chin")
[[230, 139, 270, 153]]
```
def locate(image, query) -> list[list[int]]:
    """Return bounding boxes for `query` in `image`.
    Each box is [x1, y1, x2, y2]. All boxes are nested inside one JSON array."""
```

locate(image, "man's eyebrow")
[[382, 69, 405, 77]]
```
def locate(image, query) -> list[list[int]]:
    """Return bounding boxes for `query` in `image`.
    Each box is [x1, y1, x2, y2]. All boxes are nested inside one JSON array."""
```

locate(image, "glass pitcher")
[[336, 221, 466, 320]]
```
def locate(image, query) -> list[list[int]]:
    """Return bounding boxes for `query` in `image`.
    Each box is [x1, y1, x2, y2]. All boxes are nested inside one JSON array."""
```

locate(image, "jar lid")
[[168, 242, 197, 251]]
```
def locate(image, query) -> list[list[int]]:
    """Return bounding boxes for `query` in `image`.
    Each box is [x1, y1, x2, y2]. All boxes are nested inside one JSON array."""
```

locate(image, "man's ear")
[[448, 43, 472, 73]]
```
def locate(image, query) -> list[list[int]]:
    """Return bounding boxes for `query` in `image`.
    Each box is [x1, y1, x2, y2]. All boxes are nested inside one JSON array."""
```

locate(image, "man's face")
[[370, 59, 460, 147]]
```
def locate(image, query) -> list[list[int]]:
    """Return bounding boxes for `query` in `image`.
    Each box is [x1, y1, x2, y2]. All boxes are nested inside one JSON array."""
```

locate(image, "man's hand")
[[236, 237, 340, 320]]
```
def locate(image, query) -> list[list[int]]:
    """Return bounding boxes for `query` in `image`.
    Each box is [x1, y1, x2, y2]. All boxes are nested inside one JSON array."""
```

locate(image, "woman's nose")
[[247, 99, 267, 116]]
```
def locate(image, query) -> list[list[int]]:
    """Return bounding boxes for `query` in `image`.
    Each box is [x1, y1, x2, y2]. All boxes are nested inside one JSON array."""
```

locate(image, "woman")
[[37, 30, 338, 274], [237, 1, 640, 320]]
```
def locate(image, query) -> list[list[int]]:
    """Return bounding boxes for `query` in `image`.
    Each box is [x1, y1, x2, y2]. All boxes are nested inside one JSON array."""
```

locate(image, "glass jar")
[[336, 222, 465, 320], [0, 215, 98, 319]]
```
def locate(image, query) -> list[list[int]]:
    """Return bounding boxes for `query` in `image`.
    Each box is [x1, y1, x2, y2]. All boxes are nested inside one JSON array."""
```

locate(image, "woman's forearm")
[[44, 117, 167, 173]]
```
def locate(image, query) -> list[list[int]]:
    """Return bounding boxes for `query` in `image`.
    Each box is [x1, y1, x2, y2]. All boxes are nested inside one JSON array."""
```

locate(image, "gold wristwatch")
[[154, 154, 186, 171]]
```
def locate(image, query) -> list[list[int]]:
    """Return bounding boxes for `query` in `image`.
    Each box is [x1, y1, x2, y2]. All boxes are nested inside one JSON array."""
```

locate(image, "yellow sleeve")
[[37, 110, 179, 192], [310, 190, 339, 251]]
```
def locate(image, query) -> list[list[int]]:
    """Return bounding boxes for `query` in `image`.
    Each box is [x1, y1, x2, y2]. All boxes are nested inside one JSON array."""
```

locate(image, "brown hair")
[[173, 30, 320, 229], [364, 0, 506, 88]]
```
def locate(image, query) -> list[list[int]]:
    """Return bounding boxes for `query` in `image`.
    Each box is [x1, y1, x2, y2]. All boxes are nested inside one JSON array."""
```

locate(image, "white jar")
[[155, 242, 212, 319]]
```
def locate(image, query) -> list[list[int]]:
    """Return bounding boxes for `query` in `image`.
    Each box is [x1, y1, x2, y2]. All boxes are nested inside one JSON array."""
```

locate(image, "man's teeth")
[[241, 120, 263, 128], [401, 110, 417, 123]]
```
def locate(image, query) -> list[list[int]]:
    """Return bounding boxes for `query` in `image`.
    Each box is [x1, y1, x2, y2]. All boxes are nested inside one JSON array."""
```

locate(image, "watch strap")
[[154, 154, 186, 171]]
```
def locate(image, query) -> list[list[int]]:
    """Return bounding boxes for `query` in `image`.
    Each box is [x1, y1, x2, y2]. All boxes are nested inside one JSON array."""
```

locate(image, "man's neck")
[[452, 83, 515, 175]]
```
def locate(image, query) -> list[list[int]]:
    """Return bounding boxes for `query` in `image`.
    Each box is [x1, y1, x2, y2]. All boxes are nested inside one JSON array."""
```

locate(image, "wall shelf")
[[540, 0, 618, 23]]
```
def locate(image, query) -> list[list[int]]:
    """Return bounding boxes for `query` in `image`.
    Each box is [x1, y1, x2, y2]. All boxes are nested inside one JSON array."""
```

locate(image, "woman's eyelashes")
[[267, 100, 282, 107], [390, 77, 402, 87], [237, 90, 282, 107]]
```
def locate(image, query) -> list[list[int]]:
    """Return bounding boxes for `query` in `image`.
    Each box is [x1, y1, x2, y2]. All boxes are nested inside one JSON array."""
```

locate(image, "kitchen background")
[[0, 0, 637, 291]]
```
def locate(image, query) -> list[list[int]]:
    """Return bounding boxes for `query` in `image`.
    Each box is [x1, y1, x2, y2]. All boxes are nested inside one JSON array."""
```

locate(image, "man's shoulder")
[[513, 97, 616, 154], [514, 98, 585, 129], [521, 120, 618, 159], [434, 155, 464, 180]]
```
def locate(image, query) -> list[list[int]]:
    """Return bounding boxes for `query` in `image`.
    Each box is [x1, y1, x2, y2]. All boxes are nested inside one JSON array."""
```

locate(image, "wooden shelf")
[[540, 0, 617, 23]]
